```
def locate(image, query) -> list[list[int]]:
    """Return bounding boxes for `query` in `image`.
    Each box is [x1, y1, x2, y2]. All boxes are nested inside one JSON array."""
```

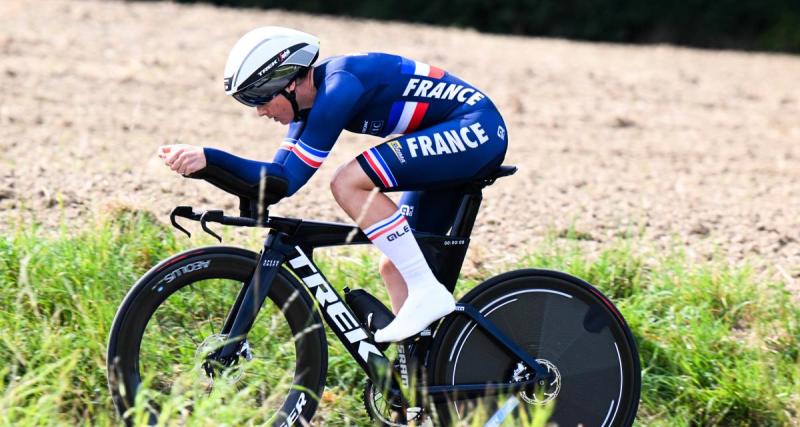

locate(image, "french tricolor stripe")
[[401, 58, 445, 79], [385, 101, 405, 135], [363, 147, 397, 188], [364, 212, 406, 240], [406, 102, 428, 133], [292, 140, 328, 169], [388, 101, 430, 135], [279, 138, 296, 151]]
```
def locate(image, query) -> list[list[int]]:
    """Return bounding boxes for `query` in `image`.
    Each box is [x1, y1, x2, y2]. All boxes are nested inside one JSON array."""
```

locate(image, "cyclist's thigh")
[[356, 108, 508, 192], [398, 188, 466, 235]]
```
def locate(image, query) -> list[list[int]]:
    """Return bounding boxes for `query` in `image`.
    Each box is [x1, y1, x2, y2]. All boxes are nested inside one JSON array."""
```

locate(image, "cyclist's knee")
[[330, 160, 374, 197], [329, 162, 351, 198]]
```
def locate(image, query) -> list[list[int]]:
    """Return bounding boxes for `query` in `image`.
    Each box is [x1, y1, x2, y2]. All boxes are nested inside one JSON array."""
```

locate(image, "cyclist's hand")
[[157, 144, 207, 176]]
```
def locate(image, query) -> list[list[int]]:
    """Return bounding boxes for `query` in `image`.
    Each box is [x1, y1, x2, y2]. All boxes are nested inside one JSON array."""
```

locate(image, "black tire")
[[428, 269, 640, 427], [107, 246, 327, 426]]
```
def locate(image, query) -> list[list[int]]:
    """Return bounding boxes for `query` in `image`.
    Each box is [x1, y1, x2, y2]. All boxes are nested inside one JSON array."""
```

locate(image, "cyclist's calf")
[[378, 256, 408, 313]]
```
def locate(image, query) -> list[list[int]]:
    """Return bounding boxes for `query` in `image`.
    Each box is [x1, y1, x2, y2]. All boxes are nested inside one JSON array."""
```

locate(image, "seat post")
[[448, 165, 517, 238], [449, 190, 483, 238]]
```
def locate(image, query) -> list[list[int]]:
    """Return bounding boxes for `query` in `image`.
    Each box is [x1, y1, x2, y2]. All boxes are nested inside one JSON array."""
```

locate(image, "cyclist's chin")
[[272, 115, 290, 125]]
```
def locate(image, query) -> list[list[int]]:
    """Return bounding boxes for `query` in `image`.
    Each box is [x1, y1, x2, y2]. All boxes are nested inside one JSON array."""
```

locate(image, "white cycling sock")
[[364, 210, 455, 343]]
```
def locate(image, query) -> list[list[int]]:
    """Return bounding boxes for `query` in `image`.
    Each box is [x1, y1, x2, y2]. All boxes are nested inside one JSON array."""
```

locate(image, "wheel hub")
[[195, 334, 253, 386], [511, 359, 562, 405]]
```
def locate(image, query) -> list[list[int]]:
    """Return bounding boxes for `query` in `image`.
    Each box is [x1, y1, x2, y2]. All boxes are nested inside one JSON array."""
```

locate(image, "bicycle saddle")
[[471, 165, 517, 188]]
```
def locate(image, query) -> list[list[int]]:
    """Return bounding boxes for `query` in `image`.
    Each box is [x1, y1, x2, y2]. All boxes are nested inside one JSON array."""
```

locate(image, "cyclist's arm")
[[202, 120, 304, 183], [272, 121, 305, 164], [276, 70, 365, 195], [203, 147, 288, 184]]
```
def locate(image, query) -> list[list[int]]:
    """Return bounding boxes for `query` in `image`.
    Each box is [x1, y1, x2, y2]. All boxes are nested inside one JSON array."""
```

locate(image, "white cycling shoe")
[[374, 283, 456, 343]]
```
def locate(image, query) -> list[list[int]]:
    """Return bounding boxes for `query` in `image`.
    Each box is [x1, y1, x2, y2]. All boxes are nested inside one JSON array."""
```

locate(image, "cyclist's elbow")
[[286, 182, 301, 197], [276, 166, 314, 197], [283, 171, 305, 197]]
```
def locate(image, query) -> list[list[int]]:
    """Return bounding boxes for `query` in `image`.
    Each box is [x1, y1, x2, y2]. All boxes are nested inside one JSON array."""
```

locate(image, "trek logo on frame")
[[289, 247, 383, 363]]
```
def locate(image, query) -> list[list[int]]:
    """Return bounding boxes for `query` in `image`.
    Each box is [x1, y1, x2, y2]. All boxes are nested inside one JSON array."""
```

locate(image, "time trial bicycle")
[[107, 164, 641, 426]]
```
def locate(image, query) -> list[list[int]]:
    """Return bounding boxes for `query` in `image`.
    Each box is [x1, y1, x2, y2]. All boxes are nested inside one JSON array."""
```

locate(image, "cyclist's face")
[[256, 84, 295, 125]]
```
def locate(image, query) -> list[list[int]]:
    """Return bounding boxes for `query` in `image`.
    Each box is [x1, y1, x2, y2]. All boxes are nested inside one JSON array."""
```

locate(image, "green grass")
[[0, 209, 798, 426]]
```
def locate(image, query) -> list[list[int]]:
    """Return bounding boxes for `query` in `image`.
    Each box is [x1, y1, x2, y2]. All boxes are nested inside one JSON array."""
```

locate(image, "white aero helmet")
[[224, 26, 320, 108]]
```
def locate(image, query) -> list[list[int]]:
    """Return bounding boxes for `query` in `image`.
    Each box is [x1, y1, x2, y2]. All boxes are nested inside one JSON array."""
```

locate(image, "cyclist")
[[158, 26, 508, 343]]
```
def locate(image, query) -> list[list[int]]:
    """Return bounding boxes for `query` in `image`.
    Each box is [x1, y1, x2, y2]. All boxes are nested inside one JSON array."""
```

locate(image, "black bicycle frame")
[[195, 171, 551, 401]]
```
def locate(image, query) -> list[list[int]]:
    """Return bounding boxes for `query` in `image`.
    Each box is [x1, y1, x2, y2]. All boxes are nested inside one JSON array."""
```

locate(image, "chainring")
[[363, 379, 430, 427]]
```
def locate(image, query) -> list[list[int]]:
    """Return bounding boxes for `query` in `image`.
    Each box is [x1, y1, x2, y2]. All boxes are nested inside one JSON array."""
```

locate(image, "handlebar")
[[170, 162, 292, 241], [170, 206, 260, 242], [169, 205, 306, 242]]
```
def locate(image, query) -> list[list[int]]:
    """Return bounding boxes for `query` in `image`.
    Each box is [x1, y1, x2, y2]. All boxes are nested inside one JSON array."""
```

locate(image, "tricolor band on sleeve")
[[360, 147, 398, 188], [279, 137, 297, 151], [291, 140, 329, 168], [363, 211, 408, 240]]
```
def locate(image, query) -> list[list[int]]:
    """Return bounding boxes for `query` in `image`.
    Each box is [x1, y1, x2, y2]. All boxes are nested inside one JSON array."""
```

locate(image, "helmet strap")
[[279, 88, 301, 122]]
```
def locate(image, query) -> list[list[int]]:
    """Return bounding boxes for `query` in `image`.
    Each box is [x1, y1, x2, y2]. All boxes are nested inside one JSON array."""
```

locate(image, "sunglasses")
[[232, 65, 301, 107], [232, 89, 281, 108]]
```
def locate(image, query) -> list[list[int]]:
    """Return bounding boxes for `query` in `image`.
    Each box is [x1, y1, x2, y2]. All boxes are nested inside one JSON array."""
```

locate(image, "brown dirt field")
[[1, 0, 798, 288]]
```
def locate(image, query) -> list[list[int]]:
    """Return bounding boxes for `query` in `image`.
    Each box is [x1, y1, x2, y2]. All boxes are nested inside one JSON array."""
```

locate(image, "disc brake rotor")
[[512, 359, 562, 405], [194, 334, 253, 386]]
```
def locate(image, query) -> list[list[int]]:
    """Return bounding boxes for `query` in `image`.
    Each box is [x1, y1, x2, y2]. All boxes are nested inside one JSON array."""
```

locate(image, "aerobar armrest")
[[186, 165, 288, 219]]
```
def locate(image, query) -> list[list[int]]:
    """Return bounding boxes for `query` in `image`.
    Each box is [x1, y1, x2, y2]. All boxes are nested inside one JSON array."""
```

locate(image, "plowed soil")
[[1, 0, 798, 288]]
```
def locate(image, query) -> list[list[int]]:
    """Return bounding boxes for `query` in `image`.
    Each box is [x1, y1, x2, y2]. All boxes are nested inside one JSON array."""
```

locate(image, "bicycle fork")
[[212, 231, 286, 366]]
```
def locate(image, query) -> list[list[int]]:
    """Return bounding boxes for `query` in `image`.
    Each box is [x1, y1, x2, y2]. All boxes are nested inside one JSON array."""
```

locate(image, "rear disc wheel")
[[429, 269, 640, 426]]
